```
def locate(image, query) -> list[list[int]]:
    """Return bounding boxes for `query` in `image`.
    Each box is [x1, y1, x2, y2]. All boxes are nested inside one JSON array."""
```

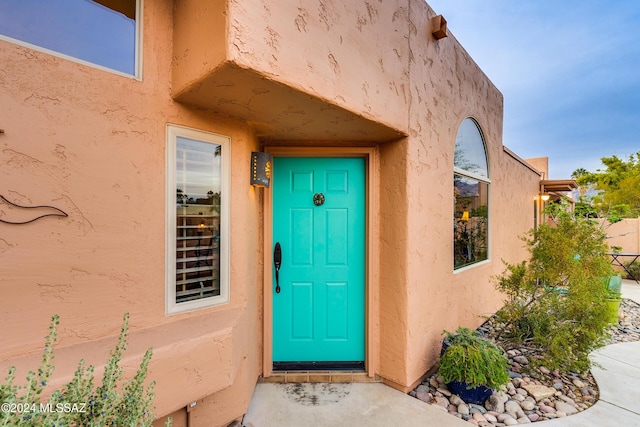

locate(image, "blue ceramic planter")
[[447, 380, 493, 405]]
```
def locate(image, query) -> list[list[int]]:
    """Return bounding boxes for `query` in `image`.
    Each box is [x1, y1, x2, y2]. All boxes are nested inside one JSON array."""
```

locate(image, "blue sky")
[[427, 0, 640, 179]]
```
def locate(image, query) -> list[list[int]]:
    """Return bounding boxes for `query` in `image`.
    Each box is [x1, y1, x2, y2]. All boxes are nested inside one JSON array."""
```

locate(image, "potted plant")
[[438, 327, 510, 404]]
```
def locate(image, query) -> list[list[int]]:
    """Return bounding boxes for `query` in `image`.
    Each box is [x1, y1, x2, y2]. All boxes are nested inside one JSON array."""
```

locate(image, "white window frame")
[[166, 124, 230, 314], [0, 0, 143, 79], [453, 117, 491, 271]]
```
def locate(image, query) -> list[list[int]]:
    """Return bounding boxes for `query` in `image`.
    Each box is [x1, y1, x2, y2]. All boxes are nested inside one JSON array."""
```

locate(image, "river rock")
[[484, 413, 497, 423], [458, 403, 470, 415], [448, 395, 462, 406], [522, 384, 556, 401], [434, 396, 449, 407], [520, 398, 536, 411], [437, 387, 451, 397], [469, 404, 487, 414], [504, 400, 525, 419], [555, 401, 578, 415], [485, 392, 507, 413], [504, 417, 519, 426], [513, 355, 529, 365], [415, 384, 429, 393], [572, 379, 586, 388], [539, 404, 556, 414], [472, 412, 487, 423], [415, 391, 431, 402]]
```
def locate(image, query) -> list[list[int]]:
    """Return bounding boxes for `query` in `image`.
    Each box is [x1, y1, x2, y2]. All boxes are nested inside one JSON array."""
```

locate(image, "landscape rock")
[[484, 413, 497, 423], [415, 391, 431, 402], [520, 398, 536, 411], [437, 387, 452, 397], [538, 404, 555, 414], [513, 355, 529, 365], [434, 396, 449, 407], [469, 404, 487, 414], [410, 299, 640, 425], [458, 403, 470, 415], [504, 400, 525, 419], [555, 401, 578, 415], [521, 384, 556, 402], [450, 395, 464, 406], [572, 379, 586, 388], [503, 417, 519, 426], [472, 413, 487, 423]]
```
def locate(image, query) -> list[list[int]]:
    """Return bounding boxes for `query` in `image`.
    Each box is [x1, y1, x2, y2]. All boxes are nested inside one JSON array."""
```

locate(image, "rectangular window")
[[0, 0, 140, 76], [166, 125, 230, 314], [454, 174, 489, 269]]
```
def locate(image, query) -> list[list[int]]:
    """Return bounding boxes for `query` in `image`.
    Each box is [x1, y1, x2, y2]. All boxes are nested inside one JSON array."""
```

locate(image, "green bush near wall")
[[493, 202, 614, 373]]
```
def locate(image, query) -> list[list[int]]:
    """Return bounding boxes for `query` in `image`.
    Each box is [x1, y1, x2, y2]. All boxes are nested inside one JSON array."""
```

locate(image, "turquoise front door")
[[272, 157, 365, 368]]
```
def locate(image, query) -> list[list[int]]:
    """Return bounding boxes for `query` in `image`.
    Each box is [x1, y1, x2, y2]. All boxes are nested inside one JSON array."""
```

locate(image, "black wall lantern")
[[250, 152, 271, 188]]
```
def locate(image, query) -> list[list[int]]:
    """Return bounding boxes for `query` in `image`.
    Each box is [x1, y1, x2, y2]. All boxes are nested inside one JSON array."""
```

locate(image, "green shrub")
[[439, 327, 510, 390], [493, 202, 614, 372], [0, 313, 171, 427]]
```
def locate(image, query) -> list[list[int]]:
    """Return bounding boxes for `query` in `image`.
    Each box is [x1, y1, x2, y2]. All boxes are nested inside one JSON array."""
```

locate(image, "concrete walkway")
[[243, 280, 640, 426]]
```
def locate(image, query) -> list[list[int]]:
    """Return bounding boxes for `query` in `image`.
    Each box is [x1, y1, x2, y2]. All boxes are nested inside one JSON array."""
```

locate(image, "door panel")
[[273, 157, 365, 364]]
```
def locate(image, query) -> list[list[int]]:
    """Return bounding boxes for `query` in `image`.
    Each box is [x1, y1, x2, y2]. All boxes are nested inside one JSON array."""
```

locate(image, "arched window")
[[454, 118, 490, 269]]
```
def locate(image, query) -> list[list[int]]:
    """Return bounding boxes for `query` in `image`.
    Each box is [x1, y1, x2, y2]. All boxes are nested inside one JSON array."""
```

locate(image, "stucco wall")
[[1, 0, 544, 423], [600, 218, 640, 254], [0, 0, 261, 425], [377, 0, 541, 388], [226, 0, 410, 133]]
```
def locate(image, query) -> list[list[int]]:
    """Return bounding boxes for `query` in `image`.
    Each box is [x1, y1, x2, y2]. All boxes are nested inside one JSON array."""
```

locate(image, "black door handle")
[[274, 242, 282, 293]]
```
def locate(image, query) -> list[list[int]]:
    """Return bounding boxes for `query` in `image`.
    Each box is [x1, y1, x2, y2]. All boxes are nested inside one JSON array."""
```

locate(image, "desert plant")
[[438, 327, 510, 391], [493, 202, 614, 372], [624, 260, 640, 281], [0, 313, 171, 427]]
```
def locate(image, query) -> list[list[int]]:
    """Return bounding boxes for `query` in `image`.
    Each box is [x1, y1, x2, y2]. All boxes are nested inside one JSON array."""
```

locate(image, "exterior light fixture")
[[540, 193, 550, 201], [461, 211, 470, 222], [250, 152, 271, 188]]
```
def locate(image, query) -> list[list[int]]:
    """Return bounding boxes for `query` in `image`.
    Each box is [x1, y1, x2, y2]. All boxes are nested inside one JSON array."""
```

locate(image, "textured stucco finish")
[[599, 219, 640, 254], [0, 1, 260, 425], [1, 0, 542, 425]]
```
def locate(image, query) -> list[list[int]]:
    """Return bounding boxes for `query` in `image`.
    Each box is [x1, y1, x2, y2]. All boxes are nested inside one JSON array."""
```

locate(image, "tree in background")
[[572, 152, 640, 218]]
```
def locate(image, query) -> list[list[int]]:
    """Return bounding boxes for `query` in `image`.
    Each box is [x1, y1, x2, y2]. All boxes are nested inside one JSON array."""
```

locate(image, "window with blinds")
[[167, 125, 229, 314]]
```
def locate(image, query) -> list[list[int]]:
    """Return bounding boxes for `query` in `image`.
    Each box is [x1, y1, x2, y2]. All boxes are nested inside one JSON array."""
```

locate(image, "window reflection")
[[453, 118, 489, 269], [175, 137, 222, 302], [454, 175, 488, 268], [0, 0, 137, 75], [454, 119, 488, 178]]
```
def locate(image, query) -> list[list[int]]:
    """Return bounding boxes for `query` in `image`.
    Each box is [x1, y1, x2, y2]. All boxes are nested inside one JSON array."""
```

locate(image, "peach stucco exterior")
[[600, 219, 640, 254], [1, 1, 543, 426]]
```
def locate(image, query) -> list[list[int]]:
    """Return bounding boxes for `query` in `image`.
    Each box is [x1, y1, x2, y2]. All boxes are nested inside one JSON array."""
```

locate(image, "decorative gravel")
[[410, 298, 640, 425]]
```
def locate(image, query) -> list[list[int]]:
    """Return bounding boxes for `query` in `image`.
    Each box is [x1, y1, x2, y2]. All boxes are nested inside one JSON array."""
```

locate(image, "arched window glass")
[[454, 118, 488, 178], [454, 118, 490, 269]]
